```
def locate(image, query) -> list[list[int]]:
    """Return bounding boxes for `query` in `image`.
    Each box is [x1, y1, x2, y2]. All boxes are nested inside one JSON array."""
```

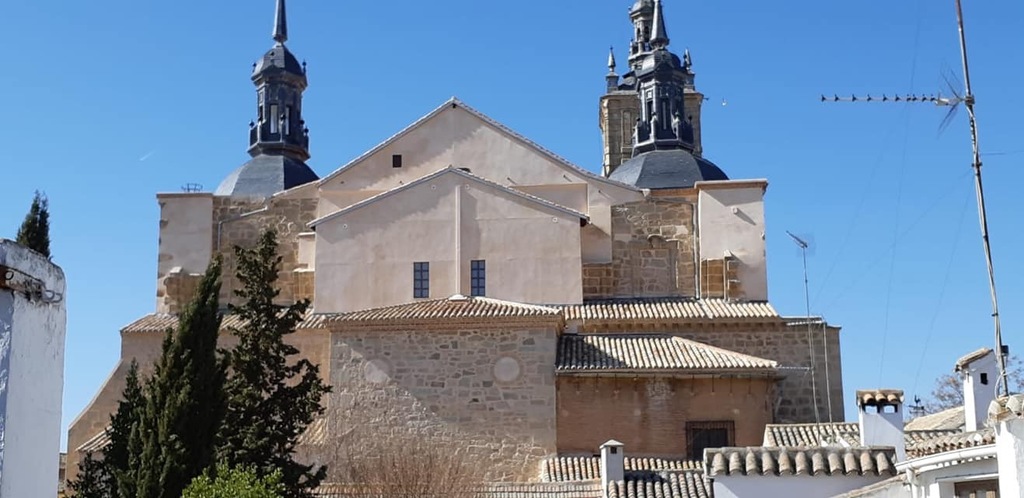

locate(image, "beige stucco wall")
[[326, 323, 559, 481], [316, 104, 641, 263], [155, 194, 213, 311], [314, 171, 584, 313], [696, 181, 768, 301]]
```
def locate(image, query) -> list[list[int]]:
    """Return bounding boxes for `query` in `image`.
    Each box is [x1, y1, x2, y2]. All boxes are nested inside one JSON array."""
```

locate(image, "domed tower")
[[602, 0, 721, 188], [216, 0, 319, 198]]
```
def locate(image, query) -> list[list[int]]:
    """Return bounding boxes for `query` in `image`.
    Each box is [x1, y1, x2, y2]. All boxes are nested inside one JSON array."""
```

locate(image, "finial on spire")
[[650, 0, 670, 48], [273, 0, 288, 44], [608, 46, 617, 73]]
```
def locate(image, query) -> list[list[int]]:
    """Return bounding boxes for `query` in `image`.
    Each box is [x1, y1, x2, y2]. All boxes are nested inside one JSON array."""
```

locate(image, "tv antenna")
[[818, 0, 1010, 397], [787, 231, 832, 423]]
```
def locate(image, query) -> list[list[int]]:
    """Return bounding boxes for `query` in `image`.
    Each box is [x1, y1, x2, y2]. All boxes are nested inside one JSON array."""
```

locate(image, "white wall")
[[314, 170, 583, 312], [697, 181, 768, 301], [713, 475, 888, 498], [962, 351, 997, 432], [0, 240, 67, 498]]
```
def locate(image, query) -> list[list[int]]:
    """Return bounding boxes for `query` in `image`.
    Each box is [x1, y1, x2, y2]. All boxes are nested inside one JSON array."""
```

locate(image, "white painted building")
[[0, 239, 67, 498]]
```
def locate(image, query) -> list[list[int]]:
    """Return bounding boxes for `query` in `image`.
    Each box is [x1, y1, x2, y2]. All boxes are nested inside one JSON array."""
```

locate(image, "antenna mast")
[[954, 0, 1009, 397]]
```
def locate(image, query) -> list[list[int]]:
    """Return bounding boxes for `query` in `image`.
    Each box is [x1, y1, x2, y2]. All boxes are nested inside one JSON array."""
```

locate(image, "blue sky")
[[3, 0, 1023, 449]]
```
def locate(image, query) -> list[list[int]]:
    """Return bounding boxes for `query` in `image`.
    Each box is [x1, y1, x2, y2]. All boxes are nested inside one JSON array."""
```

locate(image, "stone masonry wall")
[[212, 197, 318, 308], [699, 258, 742, 300], [576, 322, 844, 425], [584, 196, 698, 299], [557, 376, 775, 457], [328, 324, 559, 482]]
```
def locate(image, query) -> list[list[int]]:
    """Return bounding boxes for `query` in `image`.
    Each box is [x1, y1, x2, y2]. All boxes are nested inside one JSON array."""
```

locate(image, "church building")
[[68, 0, 844, 487]]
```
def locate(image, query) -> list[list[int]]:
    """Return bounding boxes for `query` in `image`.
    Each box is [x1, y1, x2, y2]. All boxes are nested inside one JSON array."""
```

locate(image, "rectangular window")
[[284, 107, 291, 135], [470, 260, 486, 297], [413, 262, 429, 298], [270, 104, 279, 133], [686, 421, 734, 461], [392, 154, 403, 168], [955, 480, 999, 498]]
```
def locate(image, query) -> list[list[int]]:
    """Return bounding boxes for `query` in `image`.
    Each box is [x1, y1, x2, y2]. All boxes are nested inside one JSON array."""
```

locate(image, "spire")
[[607, 46, 617, 73], [273, 0, 288, 44], [650, 0, 670, 49]]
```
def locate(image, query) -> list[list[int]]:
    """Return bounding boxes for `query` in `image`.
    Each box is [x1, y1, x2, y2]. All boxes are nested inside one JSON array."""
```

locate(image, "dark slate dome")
[[253, 44, 305, 80], [631, 0, 654, 14], [639, 48, 684, 75], [609, 150, 728, 189], [215, 153, 319, 197]]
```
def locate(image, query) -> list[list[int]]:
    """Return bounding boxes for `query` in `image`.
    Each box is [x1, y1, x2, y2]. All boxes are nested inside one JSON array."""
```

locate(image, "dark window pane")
[[471, 260, 485, 297], [413, 262, 429, 298], [393, 154, 403, 168], [687, 421, 735, 462]]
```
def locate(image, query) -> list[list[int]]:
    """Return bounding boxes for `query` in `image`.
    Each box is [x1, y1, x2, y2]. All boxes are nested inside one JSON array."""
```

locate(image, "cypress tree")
[[15, 190, 50, 257], [109, 360, 145, 498], [218, 230, 330, 498], [66, 452, 111, 498], [132, 258, 227, 498]]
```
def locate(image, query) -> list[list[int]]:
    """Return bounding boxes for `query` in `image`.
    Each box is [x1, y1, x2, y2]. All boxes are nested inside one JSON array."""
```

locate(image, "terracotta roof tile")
[[75, 430, 110, 454], [855, 390, 904, 408], [905, 406, 964, 431], [557, 334, 777, 373], [541, 456, 701, 482], [906, 428, 995, 458], [763, 423, 960, 448], [313, 482, 603, 498], [317, 296, 562, 325], [561, 299, 780, 323], [607, 471, 710, 498], [704, 447, 898, 477], [956, 348, 993, 371]]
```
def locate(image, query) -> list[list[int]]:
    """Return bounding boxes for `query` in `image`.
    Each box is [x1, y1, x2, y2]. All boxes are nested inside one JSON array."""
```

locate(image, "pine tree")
[[109, 360, 145, 498], [218, 230, 330, 498], [132, 258, 227, 498], [66, 452, 111, 498], [15, 190, 50, 257]]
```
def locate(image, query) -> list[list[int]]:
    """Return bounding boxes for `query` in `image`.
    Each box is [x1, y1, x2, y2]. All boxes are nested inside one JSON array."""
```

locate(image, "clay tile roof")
[[120, 313, 255, 334], [704, 447, 898, 477], [541, 456, 701, 482], [905, 406, 964, 431], [316, 296, 562, 325], [556, 334, 778, 374], [764, 423, 960, 448], [75, 430, 111, 454], [607, 471, 711, 498], [313, 482, 603, 498], [906, 428, 996, 458], [956, 347, 993, 371], [855, 389, 904, 407], [561, 298, 780, 323]]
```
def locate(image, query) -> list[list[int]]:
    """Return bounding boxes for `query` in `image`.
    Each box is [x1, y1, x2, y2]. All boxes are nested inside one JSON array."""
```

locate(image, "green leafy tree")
[[131, 259, 227, 498], [15, 190, 50, 257], [218, 230, 330, 498], [182, 465, 284, 498], [66, 452, 111, 498]]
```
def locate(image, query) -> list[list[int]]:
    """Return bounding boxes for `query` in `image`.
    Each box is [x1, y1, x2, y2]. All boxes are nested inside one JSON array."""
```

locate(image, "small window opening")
[[610, 447, 618, 454], [413, 262, 429, 299], [284, 107, 291, 135], [393, 154, 403, 168], [471, 260, 486, 297], [981, 373, 990, 385], [882, 405, 897, 414], [687, 421, 735, 462], [270, 104, 279, 133]]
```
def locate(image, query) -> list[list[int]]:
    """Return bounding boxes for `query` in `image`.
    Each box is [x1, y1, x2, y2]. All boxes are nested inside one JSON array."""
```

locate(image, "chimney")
[[857, 389, 906, 461], [600, 440, 624, 496], [957, 348, 998, 432], [988, 394, 1024, 497]]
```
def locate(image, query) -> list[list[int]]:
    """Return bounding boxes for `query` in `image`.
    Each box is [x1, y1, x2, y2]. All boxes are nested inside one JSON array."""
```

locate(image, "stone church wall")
[[576, 323, 844, 425], [556, 376, 775, 457], [327, 324, 559, 481], [583, 195, 698, 300]]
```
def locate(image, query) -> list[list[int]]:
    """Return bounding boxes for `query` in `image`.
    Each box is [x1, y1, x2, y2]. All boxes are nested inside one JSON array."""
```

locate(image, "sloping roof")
[[318, 97, 638, 192], [309, 167, 588, 228], [607, 471, 710, 498], [561, 298, 780, 323], [956, 347, 993, 371], [855, 390, 904, 407], [542, 456, 701, 482], [906, 428, 995, 459], [763, 423, 959, 448], [216, 153, 319, 198], [76, 418, 328, 454], [310, 296, 563, 326], [557, 334, 777, 374], [609, 149, 728, 190], [76, 430, 110, 454], [313, 482, 603, 498], [905, 406, 964, 431], [704, 447, 898, 477], [832, 476, 907, 498]]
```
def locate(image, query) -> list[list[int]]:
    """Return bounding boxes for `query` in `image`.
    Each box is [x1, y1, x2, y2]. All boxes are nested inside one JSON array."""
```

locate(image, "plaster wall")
[[0, 240, 66, 498], [155, 194, 213, 310], [314, 172, 583, 313], [911, 458, 997, 498], [328, 323, 558, 481], [556, 376, 774, 456], [712, 475, 888, 498], [696, 182, 768, 301], [997, 417, 1024, 498], [962, 351, 997, 432]]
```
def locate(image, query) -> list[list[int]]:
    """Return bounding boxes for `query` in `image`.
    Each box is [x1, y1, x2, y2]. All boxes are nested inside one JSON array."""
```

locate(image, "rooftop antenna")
[[181, 183, 204, 193], [818, 0, 1010, 398], [787, 230, 828, 423]]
